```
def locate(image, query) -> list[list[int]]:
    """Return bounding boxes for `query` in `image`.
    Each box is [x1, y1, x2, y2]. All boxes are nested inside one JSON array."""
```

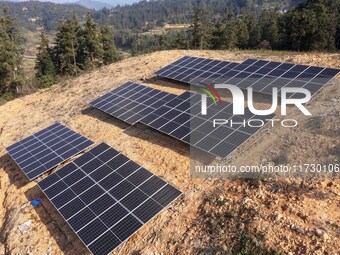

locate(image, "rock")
[[193, 238, 201, 248], [18, 220, 32, 234], [294, 226, 305, 235], [315, 228, 328, 239], [243, 197, 252, 204], [275, 213, 283, 221], [270, 148, 280, 155], [140, 248, 153, 255]]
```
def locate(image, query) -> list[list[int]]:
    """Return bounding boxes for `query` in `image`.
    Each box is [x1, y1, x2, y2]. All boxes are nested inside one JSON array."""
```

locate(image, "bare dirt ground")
[[0, 50, 339, 255]]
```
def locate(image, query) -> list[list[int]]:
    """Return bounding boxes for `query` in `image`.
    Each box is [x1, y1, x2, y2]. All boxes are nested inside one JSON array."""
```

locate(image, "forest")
[[0, 9, 118, 101], [0, 0, 305, 31], [116, 0, 340, 53], [0, 0, 339, 101]]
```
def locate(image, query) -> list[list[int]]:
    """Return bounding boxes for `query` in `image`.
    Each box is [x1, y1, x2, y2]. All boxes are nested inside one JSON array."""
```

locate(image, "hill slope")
[[0, 50, 339, 254], [1, 0, 306, 31], [0, 1, 90, 31]]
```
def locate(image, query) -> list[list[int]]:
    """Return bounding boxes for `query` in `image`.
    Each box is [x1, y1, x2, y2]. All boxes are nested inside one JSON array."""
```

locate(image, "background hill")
[[2, 0, 137, 9], [0, 49, 339, 255], [0, 0, 306, 32], [0, 1, 89, 30]]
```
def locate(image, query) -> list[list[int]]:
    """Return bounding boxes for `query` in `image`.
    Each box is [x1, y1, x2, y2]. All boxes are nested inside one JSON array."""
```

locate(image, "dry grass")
[[0, 49, 339, 255]]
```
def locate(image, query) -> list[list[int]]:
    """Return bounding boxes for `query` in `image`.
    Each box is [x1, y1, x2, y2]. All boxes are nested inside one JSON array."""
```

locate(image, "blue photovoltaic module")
[[6, 123, 94, 180], [38, 142, 182, 255]]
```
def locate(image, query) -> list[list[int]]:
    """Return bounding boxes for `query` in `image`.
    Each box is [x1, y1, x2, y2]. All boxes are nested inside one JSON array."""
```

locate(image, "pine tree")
[[174, 31, 189, 49], [158, 33, 168, 50], [54, 15, 80, 75], [0, 7, 23, 97], [247, 15, 261, 48], [191, 7, 201, 49], [35, 31, 56, 88], [101, 25, 118, 65], [258, 11, 280, 49], [80, 12, 103, 68], [236, 17, 250, 49], [223, 12, 238, 49], [211, 16, 224, 49], [199, 0, 213, 49]]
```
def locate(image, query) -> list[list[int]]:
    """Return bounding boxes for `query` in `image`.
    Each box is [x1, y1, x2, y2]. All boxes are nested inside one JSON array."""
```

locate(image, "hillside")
[[0, 1, 90, 31], [0, 0, 306, 32], [0, 50, 339, 255], [94, 0, 306, 30]]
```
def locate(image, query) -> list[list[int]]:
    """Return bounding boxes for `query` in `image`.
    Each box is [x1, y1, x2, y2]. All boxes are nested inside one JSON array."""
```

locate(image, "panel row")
[[6, 123, 94, 180], [140, 91, 275, 158], [38, 143, 182, 255], [90, 82, 177, 124], [155, 56, 340, 98]]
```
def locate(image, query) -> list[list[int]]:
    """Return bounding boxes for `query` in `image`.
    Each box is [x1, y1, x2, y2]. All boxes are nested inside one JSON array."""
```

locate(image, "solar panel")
[[155, 56, 340, 98], [6, 123, 94, 181], [38, 143, 182, 255], [90, 82, 177, 124], [155, 56, 240, 84], [140, 91, 276, 158], [232, 58, 340, 98]]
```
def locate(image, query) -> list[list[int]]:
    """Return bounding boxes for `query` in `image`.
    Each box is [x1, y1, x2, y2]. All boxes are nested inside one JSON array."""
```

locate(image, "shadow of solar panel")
[[38, 143, 182, 255], [90, 82, 177, 125], [5, 123, 94, 181]]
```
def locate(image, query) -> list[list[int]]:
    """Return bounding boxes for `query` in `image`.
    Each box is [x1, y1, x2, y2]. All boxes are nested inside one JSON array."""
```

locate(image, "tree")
[[54, 15, 80, 75], [259, 10, 279, 49], [222, 12, 238, 50], [199, 0, 213, 49], [190, 7, 201, 49], [35, 31, 56, 88], [211, 16, 225, 49], [247, 15, 261, 48], [236, 17, 250, 49], [0, 6, 23, 97], [101, 25, 118, 64], [79, 12, 103, 68]]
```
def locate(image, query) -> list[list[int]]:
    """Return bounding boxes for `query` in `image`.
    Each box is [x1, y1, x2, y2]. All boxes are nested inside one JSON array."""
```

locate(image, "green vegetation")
[[306, 116, 324, 129], [0, 10, 119, 99], [101, 25, 119, 65], [130, 0, 340, 53], [94, 0, 305, 31], [102, 0, 340, 54], [0, 7, 24, 101], [43, 12, 119, 82], [35, 32, 56, 88], [0, 1, 89, 31]]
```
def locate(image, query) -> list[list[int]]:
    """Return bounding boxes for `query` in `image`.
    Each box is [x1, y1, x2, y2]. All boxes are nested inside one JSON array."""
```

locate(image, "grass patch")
[[306, 116, 324, 129], [272, 153, 289, 165]]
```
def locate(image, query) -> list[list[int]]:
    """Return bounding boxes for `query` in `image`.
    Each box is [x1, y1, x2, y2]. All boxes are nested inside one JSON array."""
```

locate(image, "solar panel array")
[[155, 56, 240, 84], [90, 82, 177, 124], [38, 142, 182, 255], [91, 83, 275, 158], [140, 91, 276, 158], [155, 56, 340, 98], [6, 123, 94, 180]]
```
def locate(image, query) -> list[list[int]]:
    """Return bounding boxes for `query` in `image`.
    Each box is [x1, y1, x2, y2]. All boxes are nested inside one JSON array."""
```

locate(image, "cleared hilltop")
[[0, 50, 339, 255]]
